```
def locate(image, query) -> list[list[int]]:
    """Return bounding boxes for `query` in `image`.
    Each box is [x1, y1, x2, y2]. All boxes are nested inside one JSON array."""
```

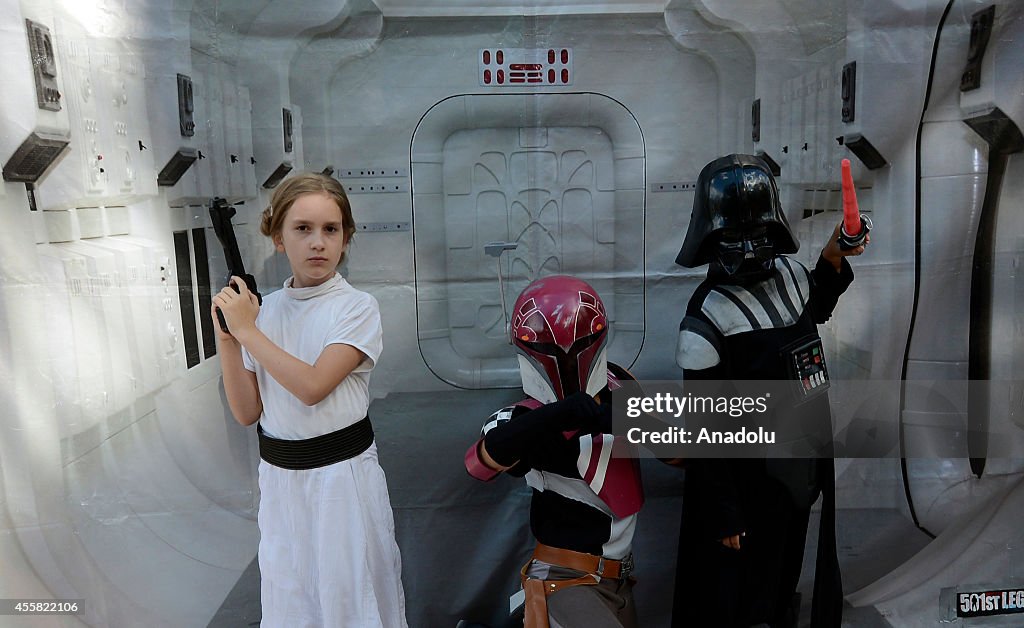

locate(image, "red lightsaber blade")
[[841, 159, 860, 233], [838, 158, 872, 250]]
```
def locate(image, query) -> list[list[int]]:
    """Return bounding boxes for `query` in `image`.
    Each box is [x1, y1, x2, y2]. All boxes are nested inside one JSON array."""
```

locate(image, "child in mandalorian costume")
[[671, 154, 868, 628], [465, 275, 644, 628]]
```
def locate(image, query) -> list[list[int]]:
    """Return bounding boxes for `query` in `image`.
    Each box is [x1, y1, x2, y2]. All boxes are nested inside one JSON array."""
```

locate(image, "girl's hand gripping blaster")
[[839, 158, 873, 250], [209, 197, 262, 333]]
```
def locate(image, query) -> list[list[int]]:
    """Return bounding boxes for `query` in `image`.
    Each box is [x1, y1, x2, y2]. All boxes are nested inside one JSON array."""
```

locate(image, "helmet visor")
[[519, 332, 604, 398]]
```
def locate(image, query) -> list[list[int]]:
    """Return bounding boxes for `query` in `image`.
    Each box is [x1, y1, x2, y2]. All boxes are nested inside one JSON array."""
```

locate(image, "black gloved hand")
[[483, 391, 610, 467], [557, 391, 612, 434]]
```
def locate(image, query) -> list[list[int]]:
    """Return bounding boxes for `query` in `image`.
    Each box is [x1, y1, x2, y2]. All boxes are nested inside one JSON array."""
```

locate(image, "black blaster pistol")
[[209, 197, 262, 333]]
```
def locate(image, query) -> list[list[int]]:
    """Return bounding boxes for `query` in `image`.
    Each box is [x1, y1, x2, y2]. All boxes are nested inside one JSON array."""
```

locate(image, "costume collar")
[[282, 272, 345, 300]]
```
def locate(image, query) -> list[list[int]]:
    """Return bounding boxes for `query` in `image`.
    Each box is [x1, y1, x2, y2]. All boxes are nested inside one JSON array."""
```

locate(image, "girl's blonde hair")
[[260, 173, 356, 264]]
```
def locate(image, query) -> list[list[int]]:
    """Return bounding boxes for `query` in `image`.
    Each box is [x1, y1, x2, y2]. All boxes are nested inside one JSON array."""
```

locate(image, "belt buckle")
[[620, 553, 634, 579]]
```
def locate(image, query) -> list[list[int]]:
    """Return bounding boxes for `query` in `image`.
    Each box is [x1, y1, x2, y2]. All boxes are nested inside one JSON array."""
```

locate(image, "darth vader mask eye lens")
[[719, 227, 768, 244]]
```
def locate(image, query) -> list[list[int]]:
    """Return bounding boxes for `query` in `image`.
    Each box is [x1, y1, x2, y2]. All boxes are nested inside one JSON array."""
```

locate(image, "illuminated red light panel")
[[479, 48, 573, 86]]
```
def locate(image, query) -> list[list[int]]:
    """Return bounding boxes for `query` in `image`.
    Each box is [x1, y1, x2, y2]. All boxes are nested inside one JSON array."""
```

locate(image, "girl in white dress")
[[213, 173, 407, 628]]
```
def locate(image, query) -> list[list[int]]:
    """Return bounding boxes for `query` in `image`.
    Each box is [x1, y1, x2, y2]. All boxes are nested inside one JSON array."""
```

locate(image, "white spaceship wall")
[[1, 0, 1023, 626]]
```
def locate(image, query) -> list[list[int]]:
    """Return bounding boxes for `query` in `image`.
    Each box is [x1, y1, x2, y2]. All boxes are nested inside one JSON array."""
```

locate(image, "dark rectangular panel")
[[961, 5, 995, 92], [173, 230, 200, 368], [192, 227, 217, 359], [751, 98, 761, 143], [178, 73, 195, 137], [282, 107, 293, 153], [26, 20, 61, 111], [841, 61, 856, 124]]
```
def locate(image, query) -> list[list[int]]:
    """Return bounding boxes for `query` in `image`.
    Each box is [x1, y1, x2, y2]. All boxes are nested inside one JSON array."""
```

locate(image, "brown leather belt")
[[531, 543, 628, 580], [520, 543, 632, 628]]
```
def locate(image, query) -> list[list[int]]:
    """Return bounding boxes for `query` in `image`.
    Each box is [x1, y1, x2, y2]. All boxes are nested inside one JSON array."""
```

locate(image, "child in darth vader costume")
[[465, 275, 644, 628], [671, 154, 868, 628]]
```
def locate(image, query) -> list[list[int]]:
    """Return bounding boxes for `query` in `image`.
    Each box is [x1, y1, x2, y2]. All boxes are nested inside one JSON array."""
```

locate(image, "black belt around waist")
[[257, 416, 374, 470]]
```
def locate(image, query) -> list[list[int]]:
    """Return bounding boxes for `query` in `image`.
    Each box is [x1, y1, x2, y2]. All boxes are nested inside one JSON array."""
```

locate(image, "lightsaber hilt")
[[839, 213, 872, 250]]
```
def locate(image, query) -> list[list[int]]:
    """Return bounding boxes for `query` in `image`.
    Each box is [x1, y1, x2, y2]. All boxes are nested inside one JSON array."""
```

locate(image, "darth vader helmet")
[[510, 275, 609, 404], [675, 154, 799, 281]]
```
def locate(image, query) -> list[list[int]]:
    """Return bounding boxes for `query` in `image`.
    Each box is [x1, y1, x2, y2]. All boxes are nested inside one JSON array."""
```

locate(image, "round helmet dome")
[[675, 153, 799, 268]]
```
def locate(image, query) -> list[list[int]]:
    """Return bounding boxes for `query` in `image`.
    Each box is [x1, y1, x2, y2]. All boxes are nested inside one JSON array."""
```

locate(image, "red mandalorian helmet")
[[510, 275, 609, 404]]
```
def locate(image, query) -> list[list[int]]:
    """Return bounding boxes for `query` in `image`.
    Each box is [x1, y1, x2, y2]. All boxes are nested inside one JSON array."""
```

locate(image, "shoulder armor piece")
[[677, 315, 722, 370]]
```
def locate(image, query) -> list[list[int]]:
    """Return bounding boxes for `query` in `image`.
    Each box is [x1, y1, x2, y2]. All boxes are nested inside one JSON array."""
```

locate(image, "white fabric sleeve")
[[325, 293, 383, 373], [241, 345, 256, 372]]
